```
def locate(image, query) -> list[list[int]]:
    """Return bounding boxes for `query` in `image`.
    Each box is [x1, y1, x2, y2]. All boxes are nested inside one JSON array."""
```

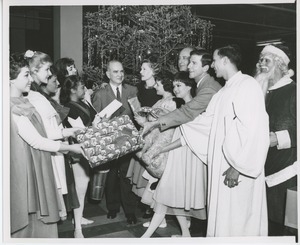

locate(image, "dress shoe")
[[126, 214, 137, 225], [143, 218, 167, 228], [107, 210, 117, 219], [72, 217, 94, 225]]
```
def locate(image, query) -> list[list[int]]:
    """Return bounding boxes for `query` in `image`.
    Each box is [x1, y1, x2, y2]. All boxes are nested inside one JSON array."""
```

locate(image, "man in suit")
[[143, 49, 222, 134], [92, 60, 138, 224], [142, 49, 221, 236]]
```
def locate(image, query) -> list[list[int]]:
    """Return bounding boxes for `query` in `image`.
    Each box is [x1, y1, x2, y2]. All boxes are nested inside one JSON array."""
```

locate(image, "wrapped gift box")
[[76, 115, 144, 168], [284, 186, 298, 229]]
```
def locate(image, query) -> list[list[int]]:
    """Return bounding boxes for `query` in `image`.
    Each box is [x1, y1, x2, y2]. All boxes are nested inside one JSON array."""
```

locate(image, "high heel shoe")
[[143, 218, 167, 228]]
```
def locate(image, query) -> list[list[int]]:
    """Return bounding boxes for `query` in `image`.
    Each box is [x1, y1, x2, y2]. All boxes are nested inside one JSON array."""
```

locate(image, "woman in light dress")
[[24, 51, 79, 221], [141, 71, 207, 238]]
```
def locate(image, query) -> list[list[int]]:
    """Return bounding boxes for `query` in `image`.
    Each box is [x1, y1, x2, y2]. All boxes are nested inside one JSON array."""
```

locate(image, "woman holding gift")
[[141, 71, 207, 238], [39, 65, 81, 218], [60, 75, 97, 238], [134, 73, 183, 228], [24, 50, 81, 221], [10, 53, 83, 238]]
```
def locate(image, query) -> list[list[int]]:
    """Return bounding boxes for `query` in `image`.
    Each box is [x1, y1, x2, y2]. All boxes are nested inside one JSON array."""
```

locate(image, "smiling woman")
[[9, 53, 83, 238]]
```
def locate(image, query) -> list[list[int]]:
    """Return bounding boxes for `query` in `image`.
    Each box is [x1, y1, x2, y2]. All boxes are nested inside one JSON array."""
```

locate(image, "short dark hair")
[[55, 57, 75, 85], [217, 44, 242, 70], [10, 53, 29, 80], [190, 49, 212, 67], [59, 75, 84, 105], [174, 71, 196, 97], [156, 72, 174, 94], [85, 79, 97, 89]]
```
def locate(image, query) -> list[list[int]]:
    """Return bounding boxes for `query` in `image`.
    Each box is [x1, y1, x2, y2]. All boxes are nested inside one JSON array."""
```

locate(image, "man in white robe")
[[164, 45, 270, 236]]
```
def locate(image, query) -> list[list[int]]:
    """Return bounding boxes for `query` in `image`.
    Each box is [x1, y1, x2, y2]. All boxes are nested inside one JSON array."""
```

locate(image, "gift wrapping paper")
[[76, 115, 144, 168]]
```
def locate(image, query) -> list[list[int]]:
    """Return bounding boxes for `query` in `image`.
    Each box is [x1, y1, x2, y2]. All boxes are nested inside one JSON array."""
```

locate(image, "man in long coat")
[[163, 45, 270, 236], [255, 44, 297, 235]]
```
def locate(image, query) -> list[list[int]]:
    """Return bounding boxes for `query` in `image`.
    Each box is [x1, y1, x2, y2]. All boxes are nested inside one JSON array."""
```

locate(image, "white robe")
[[181, 71, 269, 237]]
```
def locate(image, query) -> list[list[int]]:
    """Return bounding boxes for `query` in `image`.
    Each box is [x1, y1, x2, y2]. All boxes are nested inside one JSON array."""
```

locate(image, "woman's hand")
[[100, 83, 108, 89], [62, 127, 84, 138], [69, 143, 85, 154], [134, 113, 147, 126]]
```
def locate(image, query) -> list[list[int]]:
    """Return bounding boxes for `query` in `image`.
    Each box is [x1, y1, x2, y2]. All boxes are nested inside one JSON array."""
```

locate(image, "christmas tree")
[[83, 5, 214, 84]]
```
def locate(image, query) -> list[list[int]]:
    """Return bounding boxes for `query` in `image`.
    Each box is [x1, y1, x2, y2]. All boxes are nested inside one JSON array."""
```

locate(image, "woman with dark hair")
[[60, 75, 97, 238], [39, 66, 80, 220], [10, 53, 82, 238], [55, 57, 77, 86], [132, 73, 181, 228], [52, 57, 77, 103], [141, 71, 207, 237]]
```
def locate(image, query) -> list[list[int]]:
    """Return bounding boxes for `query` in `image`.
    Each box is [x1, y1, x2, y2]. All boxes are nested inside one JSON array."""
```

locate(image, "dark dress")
[[136, 82, 162, 108], [265, 81, 297, 226], [10, 97, 60, 238], [127, 82, 162, 197], [64, 100, 97, 166]]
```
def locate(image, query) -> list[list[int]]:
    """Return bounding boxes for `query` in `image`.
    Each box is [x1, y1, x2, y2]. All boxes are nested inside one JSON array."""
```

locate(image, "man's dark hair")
[[190, 49, 212, 67], [217, 44, 242, 70]]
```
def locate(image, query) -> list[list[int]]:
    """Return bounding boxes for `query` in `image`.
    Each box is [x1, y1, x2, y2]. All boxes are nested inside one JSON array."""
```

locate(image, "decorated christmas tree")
[[83, 5, 214, 84]]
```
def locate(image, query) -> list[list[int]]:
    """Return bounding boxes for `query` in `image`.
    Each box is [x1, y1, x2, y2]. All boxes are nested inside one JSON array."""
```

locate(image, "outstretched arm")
[[13, 114, 83, 154], [160, 138, 182, 154]]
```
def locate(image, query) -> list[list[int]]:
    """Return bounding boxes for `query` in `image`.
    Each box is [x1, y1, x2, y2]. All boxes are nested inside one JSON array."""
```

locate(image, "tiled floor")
[[58, 196, 206, 239]]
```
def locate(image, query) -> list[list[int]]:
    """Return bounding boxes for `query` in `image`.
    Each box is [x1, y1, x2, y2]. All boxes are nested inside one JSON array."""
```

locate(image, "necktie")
[[116, 87, 121, 102]]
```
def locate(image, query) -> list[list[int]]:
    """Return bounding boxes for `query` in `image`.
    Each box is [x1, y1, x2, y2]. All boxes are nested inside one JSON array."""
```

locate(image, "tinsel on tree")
[[83, 5, 214, 84]]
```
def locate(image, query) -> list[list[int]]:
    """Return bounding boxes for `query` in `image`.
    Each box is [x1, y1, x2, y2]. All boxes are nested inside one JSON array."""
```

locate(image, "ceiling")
[[191, 3, 296, 44]]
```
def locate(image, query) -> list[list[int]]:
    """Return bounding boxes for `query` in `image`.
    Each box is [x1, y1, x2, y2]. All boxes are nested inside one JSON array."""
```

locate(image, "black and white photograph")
[[2, 0, 298, 243]]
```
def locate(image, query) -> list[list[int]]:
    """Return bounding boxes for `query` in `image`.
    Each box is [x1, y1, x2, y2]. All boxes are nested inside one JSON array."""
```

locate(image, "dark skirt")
[[63, 154, 80, 211]]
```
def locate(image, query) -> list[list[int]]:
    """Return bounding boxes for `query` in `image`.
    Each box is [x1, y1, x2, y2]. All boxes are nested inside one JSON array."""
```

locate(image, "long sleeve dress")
[[26, 89, 68, 218], [10, 97, 60, 238]]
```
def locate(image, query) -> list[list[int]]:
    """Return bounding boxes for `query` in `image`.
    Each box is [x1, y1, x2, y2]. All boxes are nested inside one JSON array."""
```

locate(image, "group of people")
[[9, 42, 297, 239]]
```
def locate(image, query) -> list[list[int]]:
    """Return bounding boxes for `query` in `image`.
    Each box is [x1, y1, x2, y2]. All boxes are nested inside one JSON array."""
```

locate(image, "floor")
[[57, 195, 298, 242], [58, 196, 206, 239]]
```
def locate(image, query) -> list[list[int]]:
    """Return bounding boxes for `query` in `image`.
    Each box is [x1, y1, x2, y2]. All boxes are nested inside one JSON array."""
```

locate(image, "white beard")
[[254, 64, 276, 98]]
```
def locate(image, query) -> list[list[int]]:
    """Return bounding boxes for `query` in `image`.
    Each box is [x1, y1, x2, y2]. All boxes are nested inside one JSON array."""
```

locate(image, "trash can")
[[90, 169, 109, 201]]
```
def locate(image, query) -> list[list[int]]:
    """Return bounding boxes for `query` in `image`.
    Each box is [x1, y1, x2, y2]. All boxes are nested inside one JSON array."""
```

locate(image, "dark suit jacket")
[[92, 82, 137, 120], [159, 74, 222, 130]]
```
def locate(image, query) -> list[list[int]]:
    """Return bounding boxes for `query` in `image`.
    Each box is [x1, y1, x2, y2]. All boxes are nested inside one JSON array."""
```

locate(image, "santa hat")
[[261, 45, 290, 65]]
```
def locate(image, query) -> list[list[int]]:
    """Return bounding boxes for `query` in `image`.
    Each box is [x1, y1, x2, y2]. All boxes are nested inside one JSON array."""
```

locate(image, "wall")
[[53, 6, 83, 73]]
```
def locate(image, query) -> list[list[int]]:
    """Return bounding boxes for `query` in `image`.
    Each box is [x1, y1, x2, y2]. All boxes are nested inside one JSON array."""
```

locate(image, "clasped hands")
[[223, 166, 240, 188]]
